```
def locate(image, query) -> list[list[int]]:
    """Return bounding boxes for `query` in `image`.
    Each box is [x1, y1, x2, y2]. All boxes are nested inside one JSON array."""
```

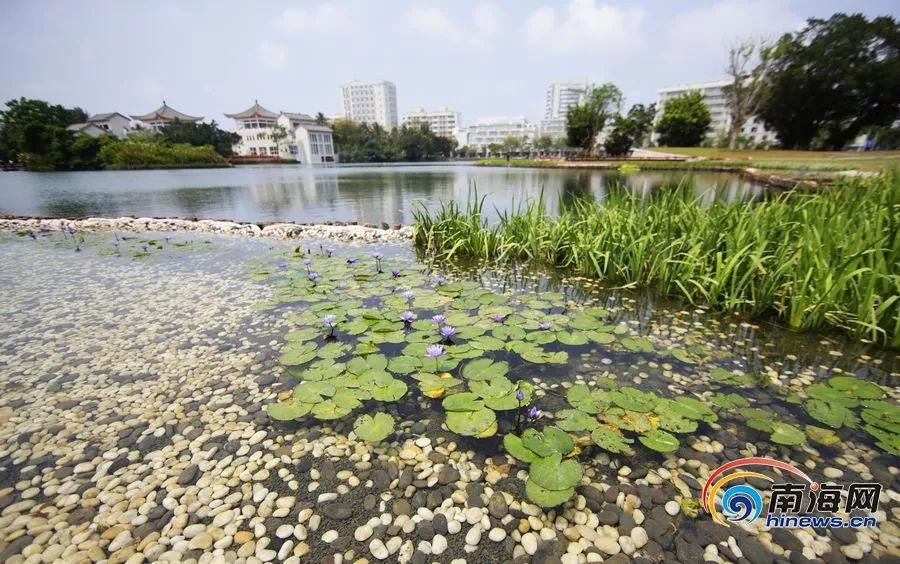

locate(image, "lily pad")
[[266, 400, 312, 421], [590, 427, 633, 454], [555, 409, 599, 432], [769, 422, 805, 446], [353, 412, 394, 442], [503, 433, 538, 462], [442, 392, 484, 412], [638, 429, 680, 452], [445, 407, 497, 437], [525, 478, 575, 508], [529, 453, 583, 491], [521, 426, 573, 457], [462, 358, 509, 381]]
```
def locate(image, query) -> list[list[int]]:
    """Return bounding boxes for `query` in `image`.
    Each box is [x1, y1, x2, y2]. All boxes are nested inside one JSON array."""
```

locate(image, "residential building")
[[66, 112, 132, 138], [400, 107, 460, 138], [225, 101, 335, 164], [653, 80, 778, 146], [456, 117, 537, 150], [339, 80, 398, 129], [131, 102, 203, 132], [66, 122, 108, 138], [540, 80, 591, 139]]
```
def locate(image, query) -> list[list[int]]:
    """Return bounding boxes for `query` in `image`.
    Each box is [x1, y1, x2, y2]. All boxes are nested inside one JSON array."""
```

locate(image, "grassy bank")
[[655, 148, 900, 172], [413, 173, 900, 347]]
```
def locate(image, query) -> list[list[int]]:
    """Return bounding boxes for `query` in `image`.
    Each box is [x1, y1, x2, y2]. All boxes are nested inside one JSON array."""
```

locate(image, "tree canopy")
[[158, 120, 240, 157], [0, 97, 88, 163], [655, 92, 712, 147], [604, 104, 656, 156], [756, 13, 900, 149], [566, 83, 623, 155], [332, 120, 456, 162]]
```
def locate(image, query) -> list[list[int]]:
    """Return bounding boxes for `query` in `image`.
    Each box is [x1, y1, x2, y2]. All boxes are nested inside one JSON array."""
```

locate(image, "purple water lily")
[[373, 252, 383, 272], [164, 235, 171, 243], [401, 290, 414, 305], [326, 247, 334, 257], [400, 311, 414, 323], [308, 272, 319, 285], [392, 269, 401, 278], [516, 390, 525, 401], [431, 314, 445, 325], [492, 314, 506, 323], [302, 257, 312, 274], [277, 260, 288, 270], [347, 257, 357, 264], [323, 314, 337, 336], [141, 245, 149, 253], [434, 276, 446, 285], [538, 322, 552, 331], [440, 325, 456, 341], [425, 344, 445, 358], [27, 230, 36, 240], [528, 406, 542, 419]]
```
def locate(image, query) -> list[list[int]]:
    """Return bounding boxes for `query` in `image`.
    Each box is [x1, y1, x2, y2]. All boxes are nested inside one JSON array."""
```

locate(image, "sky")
[[1, 0, 897, 130]]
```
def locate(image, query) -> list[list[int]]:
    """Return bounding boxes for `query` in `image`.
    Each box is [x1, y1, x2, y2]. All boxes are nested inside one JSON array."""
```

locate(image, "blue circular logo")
[[721, 485, 763, 523]]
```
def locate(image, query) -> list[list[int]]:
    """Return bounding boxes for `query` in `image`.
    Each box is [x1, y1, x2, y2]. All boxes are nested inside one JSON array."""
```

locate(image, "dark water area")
[[0, 163, 766, 225]]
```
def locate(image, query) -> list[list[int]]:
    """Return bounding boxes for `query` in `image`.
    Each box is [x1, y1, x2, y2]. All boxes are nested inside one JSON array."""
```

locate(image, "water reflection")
[[0, 164, 766, 224]]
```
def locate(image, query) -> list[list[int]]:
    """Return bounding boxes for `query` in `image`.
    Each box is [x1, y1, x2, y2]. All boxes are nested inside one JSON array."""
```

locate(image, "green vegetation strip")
[[413, 173, 900, 347]]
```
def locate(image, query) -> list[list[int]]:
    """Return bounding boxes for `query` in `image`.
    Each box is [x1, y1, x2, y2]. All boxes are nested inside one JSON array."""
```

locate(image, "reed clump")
[[413, 171, 900, 347]]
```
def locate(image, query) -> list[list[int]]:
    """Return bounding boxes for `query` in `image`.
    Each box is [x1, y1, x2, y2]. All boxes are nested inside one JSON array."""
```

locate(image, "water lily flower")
[[400, 311, 414, 323], [492, 314, 506, 323], [440, 325, 456, 340], [308, 272, 319, 282], [373, 252, 384, 260], [372, 252, 383, 272], [323, 314, 337, 336], [39, 226, 51, 233], [538, 322, 552, 331], [528, 406, 542, 419], [27, 230, 36, 240], [431, 314, 445, 325], [302, 258, 312, 265], [434, 276, 446, 285], [347, 257, 357, 264], [425, 344, 444, 358], [326, 247, 334, 257], [401, 290, 414, 303], [277, 260, 288, 270], [516, 390, 525, 401], [164, 235, 171, 243], [392, 269, 401, 278]]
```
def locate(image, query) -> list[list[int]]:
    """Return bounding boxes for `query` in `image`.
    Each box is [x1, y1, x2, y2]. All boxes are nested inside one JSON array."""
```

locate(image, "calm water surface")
[[0, 163, 766, 224]]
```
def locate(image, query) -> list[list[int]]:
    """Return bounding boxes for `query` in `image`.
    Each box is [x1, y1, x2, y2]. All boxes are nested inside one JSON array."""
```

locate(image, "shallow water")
[[0, 164, 765, 224], [0, 232, 897, 563]]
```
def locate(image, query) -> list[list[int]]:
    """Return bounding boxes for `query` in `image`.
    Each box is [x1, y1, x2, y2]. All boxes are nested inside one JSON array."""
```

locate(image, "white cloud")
[[663, 0, 802, 69], [276, 2, 350, 34], [259, 41, 287, 69], [406, 3, 502, 46], [524, 0, 644, 55]]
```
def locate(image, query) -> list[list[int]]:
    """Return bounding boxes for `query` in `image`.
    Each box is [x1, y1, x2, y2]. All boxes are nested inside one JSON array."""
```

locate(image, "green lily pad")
[[442, 392, 485, 412], [462, 358, 510, 381], [503, 434, 538, 462], [525, 479, 575, 508], [354, 412, 395, 442], [609, 388, 658, 412], [370, 379, 408, 402], [590, 427, 633, 454], [805, 425, 841, 446], [585, 331, 615, 344], [521, 426, 573, 457], [469, 376, 514, 399], [266, 400, 312, 421], [666, 396, 718, 423], [445, 408, 497, 437], [638, 429, 680, 452], [555, 409, 599, 432], [387, 355, 422, 374], [827, 377, 883, 399], [620, 336, 653, 352], [556, 331, 589, 346], [312, 400, 352, 420], [769, 422, 805, 446], [529, 453, 583, 491], [709, 393, 750, 409], [805, 399, 854, 429], [285, 327, 319, 342], [567, 385, 610, 414]]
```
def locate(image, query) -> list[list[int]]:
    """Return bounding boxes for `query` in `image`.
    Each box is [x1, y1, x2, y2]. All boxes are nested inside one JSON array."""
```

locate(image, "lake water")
[[0, 163, 766, 224]]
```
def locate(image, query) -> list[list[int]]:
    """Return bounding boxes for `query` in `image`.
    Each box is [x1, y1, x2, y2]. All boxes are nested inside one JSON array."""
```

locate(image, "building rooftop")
[[281, 111, 316, 122], [87, 112, 130, 123], [224, 101, 279, 120], [132, 102, 203, 122], [66, 123, 105, 133], [657, 80, 732, 94]]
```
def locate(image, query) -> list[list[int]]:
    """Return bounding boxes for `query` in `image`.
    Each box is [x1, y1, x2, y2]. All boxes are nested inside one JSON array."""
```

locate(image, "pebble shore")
[[0, 217, 413, 242], [0, 233, 897, 564]]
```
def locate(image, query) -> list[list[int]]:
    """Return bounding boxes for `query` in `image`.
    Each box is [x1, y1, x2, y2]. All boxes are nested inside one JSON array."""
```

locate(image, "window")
[[269, 147, 279, 156], [250, 147, 257, 156], [289, 145, 298, 155]]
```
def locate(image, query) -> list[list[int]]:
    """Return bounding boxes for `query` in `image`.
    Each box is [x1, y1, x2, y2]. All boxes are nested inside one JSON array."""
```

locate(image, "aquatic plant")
[[431, 314, 445, 325], [400, 311, 415, 324], [412, 174, 900, 347], [439, 325, 456, 341], [392, 269, 401, 277], [323, 315, 337, 337], [373, 252, 383, 272]]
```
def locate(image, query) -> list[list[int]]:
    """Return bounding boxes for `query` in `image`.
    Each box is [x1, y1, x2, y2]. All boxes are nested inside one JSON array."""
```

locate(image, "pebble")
[[665, 501, 681, 516], [522, 532, 538, 555]]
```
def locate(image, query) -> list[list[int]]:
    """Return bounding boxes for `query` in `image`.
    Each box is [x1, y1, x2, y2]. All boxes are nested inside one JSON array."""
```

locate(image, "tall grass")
[[413, 172, 900, 347]]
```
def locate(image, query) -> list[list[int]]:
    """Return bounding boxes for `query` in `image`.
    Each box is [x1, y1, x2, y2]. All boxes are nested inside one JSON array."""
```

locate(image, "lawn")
[[653, 147, 900, 171]]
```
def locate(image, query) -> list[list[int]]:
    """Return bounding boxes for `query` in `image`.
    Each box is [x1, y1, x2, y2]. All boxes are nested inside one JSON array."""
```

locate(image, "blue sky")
[[1, 0, 897, 129]]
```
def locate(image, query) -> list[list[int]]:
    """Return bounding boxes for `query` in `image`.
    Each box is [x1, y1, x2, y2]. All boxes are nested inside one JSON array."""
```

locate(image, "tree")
[[655, 92, 712, 147], [626, 104, 655, 148], [756, 14, 900, 149], [0, 97, 87, 162], [566, 83, 623, 155], [533, 134, 553, 155], [269, 124, 290, 157], [501, 136, 523, 157], [724, 40, 769, 150], [159, 120, 241, 157], [315, 112, 327, 125]]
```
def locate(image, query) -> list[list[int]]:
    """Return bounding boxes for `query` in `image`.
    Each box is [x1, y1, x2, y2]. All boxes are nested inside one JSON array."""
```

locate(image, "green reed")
[[412, 172, 900, 347]]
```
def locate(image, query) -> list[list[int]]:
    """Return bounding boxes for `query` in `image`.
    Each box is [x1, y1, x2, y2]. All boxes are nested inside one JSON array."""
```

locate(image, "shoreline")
[[0, 215, 413, 242]]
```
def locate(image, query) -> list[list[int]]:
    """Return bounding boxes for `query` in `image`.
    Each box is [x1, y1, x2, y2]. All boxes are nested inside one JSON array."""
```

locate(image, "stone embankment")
[[0, 216, 413, 242]]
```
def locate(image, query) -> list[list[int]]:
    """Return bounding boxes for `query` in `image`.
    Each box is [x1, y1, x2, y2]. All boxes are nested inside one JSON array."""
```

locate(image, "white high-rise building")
[[653, 80, 778, 146], [541, 80, 591, 139], [339, 80, 398, 129], [401, 107, 461, 138], [456, 117, 537, 150]]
